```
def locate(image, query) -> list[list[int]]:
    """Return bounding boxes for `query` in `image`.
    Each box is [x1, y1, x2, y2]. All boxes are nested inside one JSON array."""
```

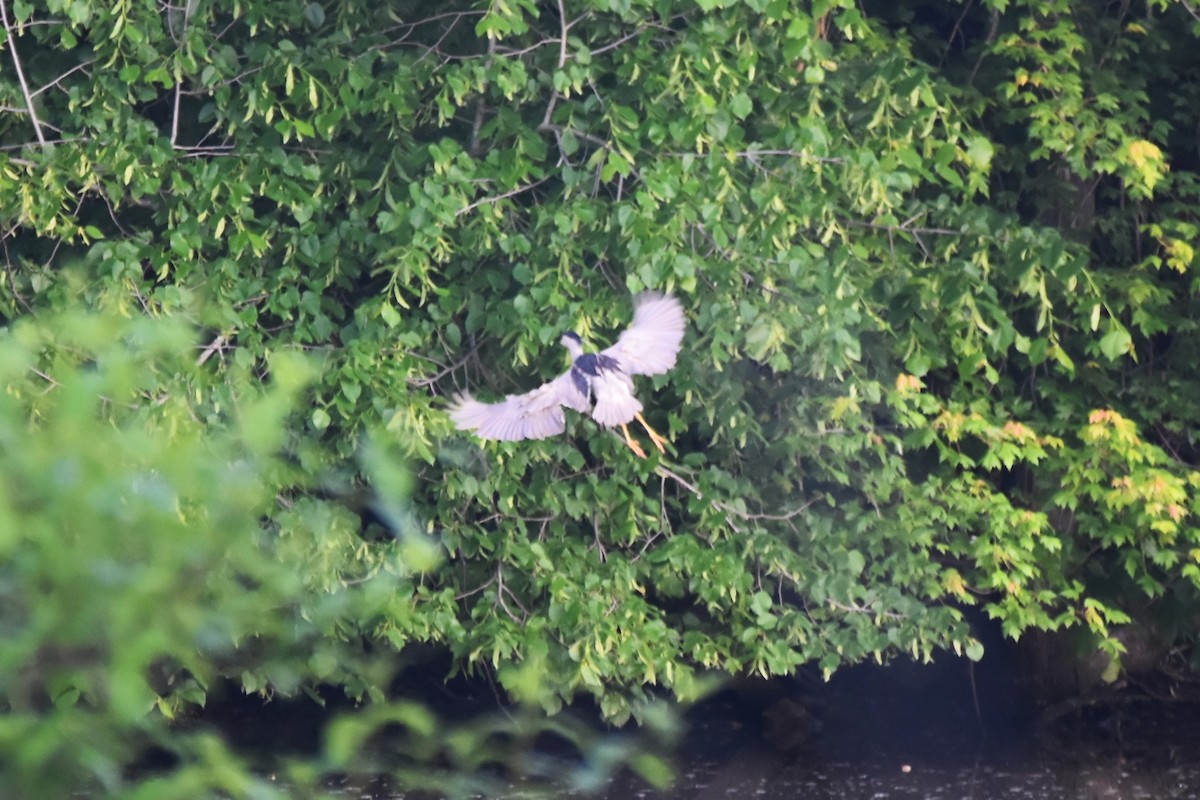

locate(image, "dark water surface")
[[342, 687, 1200, 800], [348, 715, 1200, 800], [616, 657, 1200, 800], [602, 753, 1200, 800], [267, 653, 1200, 800], [582, 687, 1200, 800]]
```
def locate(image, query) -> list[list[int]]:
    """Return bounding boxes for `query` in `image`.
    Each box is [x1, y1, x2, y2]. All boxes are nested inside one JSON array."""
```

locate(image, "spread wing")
[[449, 370, 590, 441], [600, 291, 686, 376]]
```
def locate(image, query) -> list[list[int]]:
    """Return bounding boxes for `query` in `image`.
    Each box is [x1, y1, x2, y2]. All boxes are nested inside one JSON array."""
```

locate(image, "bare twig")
[[654, 462, 822, 529], [967, 9, 1000, 86], [0, 17, 62, 28], [408, 341, 482, 389], [538, 121, 609, 150], [170, 0, 200, 147], [0, 136, 86, 151], [173, 145, 237, 158], [455, 574, 496, 602], [732, 149, 845, 164], [555, 0, 570, 69], [588, 26, 652, 57], [411, 12, 470, 66], [941, 0, 976, 66], [492, 36, 560, 59], [373, 9, 484, 49], [38, 194, 84, 273], [591, 512, 607, 562], [0, 238, 31, 313], [195, 334, 230, 366], [455, 176, 549, 217], [495, 564, 527, 622], [828, 600, 904, 620], [31, 58, 95, 98], [170, 83, 183, 146], [1, 0, 47, 146], [29, 366, 61, 389], [842, 214, 960, 259], [841, 218, 959, 236], [469, 34, 497, 157]]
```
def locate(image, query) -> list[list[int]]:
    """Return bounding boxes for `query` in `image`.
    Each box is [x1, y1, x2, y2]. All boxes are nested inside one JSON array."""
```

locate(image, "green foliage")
[[0, 311, 671, 797], [0, 312, 344, 795], [3, 0, 1200, 736]]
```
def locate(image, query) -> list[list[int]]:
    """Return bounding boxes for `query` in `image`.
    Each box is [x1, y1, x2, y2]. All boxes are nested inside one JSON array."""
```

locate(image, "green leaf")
[[630, 753, 674, 790], [380, 304, 401, 328], [1098, 328, 1132, 361], [729, 93, 753, 120], [303, 1, 326, 26], [965, 136, 994, 169]]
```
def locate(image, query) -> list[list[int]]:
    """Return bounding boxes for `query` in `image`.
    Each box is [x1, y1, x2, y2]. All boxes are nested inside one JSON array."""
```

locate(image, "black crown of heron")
[[449, 292, 685, 458]]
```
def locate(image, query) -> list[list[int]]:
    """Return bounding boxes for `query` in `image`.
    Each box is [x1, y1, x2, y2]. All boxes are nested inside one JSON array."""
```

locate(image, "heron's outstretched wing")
[[600, 291, 686, 376], [449, 371, 590, 441]]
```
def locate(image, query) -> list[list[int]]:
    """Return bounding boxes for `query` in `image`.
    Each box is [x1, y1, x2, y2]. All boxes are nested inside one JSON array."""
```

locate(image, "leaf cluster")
[[3, 0, 1200, 737]]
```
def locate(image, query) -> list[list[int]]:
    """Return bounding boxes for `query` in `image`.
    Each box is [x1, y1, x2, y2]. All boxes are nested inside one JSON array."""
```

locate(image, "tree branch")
[[170, 0, 200, 147], [469, 33, 496, 157], [555, 0, 570, 69], [654, 462, 822, 530], [732, 148, 845, 164], [841, 218, 960, 236], [31, 58, 95, 98], [196, 334, 230, 366], [538, 121, 609, 151], [0, 0, 46, 146], [455, 176, 549, 217]]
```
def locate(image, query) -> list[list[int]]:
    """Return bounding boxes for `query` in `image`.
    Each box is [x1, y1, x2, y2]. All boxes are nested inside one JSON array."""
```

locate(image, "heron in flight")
[[449, 292, 685, 458]]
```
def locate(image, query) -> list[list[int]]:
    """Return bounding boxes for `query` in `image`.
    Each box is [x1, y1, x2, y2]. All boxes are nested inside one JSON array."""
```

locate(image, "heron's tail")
[[589, 371, 642, 427]]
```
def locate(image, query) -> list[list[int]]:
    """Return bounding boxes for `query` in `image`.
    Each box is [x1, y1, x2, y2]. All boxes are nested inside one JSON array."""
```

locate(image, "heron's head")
[[560, 331, 584, 358]]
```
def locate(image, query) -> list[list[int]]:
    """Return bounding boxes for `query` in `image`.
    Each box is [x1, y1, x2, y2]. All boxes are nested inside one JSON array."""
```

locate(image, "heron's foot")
[[635, 412, 670, 455], [621, 423, 648, 459]]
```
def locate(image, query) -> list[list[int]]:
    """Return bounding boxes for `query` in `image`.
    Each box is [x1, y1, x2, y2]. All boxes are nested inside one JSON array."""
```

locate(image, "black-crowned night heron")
[[449, 292, 685, 458]]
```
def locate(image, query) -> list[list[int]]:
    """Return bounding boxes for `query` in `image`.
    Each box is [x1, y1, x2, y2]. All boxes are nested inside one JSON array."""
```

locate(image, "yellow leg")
[[635, 412, 670, 454], [621, 423, 648, 458]]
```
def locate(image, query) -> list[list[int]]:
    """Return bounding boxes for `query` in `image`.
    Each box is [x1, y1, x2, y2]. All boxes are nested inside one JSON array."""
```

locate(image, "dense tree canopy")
[[3, 0, 1200, 790]]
